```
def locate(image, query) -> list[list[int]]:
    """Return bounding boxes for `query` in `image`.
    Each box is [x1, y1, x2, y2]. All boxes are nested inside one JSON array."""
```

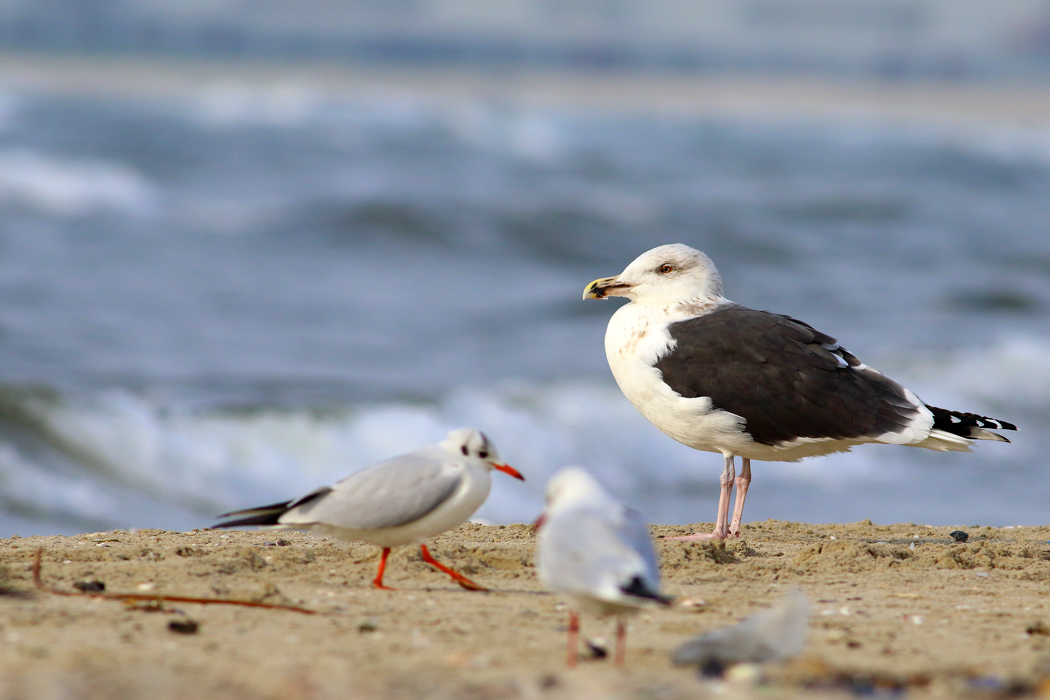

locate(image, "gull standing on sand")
[[584, 244, 1016, 541], [213, 428, 524, 591], [536, 467, 671, 667]]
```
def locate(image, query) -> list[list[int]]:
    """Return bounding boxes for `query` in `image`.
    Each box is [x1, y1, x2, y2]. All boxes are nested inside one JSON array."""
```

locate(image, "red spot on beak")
[[491, 462, 525, 481], [532, 512, 547, 532]]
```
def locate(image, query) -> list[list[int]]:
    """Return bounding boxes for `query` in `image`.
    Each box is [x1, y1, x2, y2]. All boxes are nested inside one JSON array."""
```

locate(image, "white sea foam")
[[907, 335, 1050, 409], [802, 116, 1050, 169], [34, 384, 658, 526], [445, 104, 565, 162], [0, 149, 158, 217], [0, 442, 107, 517], [192, 83, 325, 128], [951, 125, 1050, 168], [7, 332, 1038, 534]]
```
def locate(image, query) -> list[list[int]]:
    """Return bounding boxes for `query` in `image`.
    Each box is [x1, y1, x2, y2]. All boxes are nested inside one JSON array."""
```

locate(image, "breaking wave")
[[1, 334, 1043, 535]]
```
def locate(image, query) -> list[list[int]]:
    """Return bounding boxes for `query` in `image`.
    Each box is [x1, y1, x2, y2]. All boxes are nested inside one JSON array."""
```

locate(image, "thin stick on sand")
[[31, 548, 317, 615]]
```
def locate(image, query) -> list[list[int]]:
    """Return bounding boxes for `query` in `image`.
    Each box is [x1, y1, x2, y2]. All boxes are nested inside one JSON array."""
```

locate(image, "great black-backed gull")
[[214, 428, 524, 590], [583, 244, 1016, 541]]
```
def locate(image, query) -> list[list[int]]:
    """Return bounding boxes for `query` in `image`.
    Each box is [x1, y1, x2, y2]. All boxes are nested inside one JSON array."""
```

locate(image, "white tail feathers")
[[970, 428, 1011, 443], [914, 429, 975, 452]]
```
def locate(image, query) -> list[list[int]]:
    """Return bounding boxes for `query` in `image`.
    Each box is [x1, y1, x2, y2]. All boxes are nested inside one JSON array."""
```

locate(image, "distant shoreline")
[[1, 53, 1049, 127]]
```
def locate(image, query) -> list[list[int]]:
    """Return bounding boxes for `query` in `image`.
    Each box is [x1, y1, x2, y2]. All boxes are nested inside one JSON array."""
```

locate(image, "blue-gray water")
[[1, 83, 1048, 536]]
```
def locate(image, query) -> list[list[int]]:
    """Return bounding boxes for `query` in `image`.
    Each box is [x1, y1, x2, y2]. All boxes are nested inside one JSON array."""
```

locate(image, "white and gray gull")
[[584, 244, 1017, 541], [214, 428, 524, 590], [536, 467, 671, 667]]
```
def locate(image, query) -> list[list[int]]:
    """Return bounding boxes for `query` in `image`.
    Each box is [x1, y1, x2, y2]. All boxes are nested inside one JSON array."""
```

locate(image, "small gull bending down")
[[584, 244, 1017, 541], [672, 589, 810, 675], [536, 467, 671, 667], [213, 428, 524, 591]]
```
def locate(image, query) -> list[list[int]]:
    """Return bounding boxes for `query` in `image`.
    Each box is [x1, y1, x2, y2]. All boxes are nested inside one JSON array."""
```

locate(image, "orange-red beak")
[[532, 512, 547, 532], [491, 462, 525, 481]]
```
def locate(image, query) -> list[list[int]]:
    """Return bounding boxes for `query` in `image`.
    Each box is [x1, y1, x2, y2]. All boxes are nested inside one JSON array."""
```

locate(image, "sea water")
[[0, 83, 1048, 536]]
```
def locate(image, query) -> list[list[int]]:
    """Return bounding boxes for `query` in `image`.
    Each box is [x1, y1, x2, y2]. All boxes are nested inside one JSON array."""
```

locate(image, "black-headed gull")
[[214, 428, 524, 591], [536, 467, 670, 666], [584, 243, 1015, 540]]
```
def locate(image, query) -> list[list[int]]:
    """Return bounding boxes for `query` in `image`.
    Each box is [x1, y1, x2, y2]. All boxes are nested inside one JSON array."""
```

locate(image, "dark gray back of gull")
[[653, 305, 921, 446]]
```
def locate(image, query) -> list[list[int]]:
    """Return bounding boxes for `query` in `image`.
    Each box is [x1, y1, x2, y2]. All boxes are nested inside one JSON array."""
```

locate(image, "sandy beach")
[[3, 520, 1050, 699]]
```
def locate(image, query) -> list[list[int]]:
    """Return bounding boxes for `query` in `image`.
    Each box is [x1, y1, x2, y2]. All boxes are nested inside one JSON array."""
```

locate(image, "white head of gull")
[[588, 243, 724, 306], [584, 243, 1016, 541]]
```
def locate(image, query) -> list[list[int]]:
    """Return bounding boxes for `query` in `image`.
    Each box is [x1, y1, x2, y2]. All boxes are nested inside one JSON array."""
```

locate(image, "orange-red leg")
[[419, 544, 487, 591], [614, 618, 627, 666], [567, 609, 580, 668], [373, 547, 396, 590]]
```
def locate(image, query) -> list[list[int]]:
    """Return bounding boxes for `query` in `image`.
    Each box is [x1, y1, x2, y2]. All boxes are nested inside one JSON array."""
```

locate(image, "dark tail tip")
[[621, 575, 674, 605], [927, 405, 1017, 438], [211, 500, 294, 529], [211, 513, 283, 529]]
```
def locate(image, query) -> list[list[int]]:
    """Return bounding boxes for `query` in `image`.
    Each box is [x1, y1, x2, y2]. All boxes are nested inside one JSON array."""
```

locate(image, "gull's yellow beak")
[[583, 276, 633, 300]]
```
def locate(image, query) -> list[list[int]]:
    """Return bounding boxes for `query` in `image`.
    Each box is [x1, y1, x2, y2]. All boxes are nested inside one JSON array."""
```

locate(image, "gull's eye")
[[461, 445, 469, 456], [658, 264, 674, 274], [479, 450, 488, 459]]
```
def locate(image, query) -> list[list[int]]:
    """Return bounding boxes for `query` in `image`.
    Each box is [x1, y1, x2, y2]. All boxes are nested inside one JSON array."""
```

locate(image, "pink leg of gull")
[[728, 457, 752, 538], [669, 454, 735, 541], [614, 617, 627, 667]]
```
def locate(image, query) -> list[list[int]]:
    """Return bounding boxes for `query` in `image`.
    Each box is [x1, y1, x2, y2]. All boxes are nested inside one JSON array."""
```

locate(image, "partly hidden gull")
[[584, 244, 1016, 540], [672, 589, 810, 676], [536, 467, 672, 667], [213, 428, 524, 590]]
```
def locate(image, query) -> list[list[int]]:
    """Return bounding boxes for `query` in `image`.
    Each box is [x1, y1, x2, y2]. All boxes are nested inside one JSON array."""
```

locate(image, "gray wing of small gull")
[[541, 502, 657, 599], [280, 453, 462, 531], [618, 506, 662, 590]]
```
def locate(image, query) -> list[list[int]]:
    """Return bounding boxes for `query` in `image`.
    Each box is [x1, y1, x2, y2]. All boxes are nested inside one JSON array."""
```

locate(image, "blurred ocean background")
[[1, 1, 1049, 536]]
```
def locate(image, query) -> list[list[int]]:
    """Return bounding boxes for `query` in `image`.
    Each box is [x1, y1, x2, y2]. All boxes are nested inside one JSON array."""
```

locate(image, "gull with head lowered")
[[536, 467, 671, 667], [584, 243, 1016, 541], [213, 428, 524, 591]]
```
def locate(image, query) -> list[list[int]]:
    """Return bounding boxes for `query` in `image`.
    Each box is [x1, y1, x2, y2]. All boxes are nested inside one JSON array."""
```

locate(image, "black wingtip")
[[211, 499, 295, 529], [211, 487, 334, 531], [211, 512, 283, 529], [927, 405, 1018, 438]]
